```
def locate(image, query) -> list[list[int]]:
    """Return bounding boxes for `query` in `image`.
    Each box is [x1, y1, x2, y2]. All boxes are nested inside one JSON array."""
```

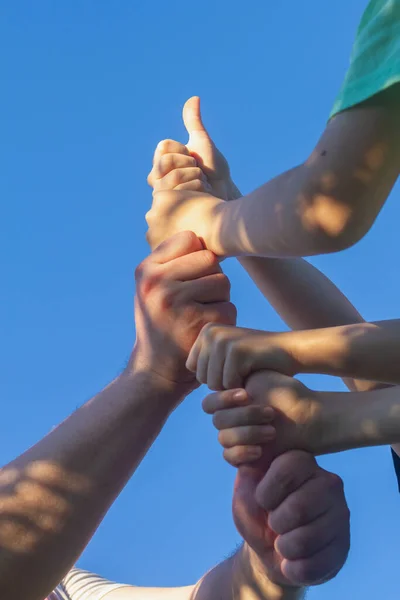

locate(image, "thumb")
[[183, 96, 211, 145]]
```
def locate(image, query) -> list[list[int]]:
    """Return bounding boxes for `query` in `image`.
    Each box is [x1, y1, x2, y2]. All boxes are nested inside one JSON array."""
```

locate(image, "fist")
[[133, 231, 236, 385], [147, 97, 236, 201], [148, 139, 212, 194], [233, 452, 350, 587], [203, 370, 327, 467], [186, 323, 298, 390]]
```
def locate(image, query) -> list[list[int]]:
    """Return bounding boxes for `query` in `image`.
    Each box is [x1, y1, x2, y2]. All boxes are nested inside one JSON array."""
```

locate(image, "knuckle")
[[157, 139, 172, 155], [224, 302, 238, 326], [193, 167, 204, 179], [213, 273, 231, 297], [159, 153, 173, 173], [156, 284, 176, 310], [322, 471, 345, 497], [134, 261, 145, 282], [192, 178, 206, 191]]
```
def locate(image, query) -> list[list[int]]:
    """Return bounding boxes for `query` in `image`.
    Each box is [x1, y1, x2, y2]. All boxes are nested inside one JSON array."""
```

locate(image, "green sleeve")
[[330, 0, 400, 118]]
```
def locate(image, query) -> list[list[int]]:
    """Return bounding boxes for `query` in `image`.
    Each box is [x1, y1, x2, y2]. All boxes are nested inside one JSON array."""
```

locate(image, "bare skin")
[[148, 96, 400, 460], [146, 89, 400, 258]]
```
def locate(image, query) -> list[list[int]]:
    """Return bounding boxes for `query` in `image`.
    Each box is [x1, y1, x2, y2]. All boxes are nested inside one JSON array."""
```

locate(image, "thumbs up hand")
[[148, 97, 239, 202], [183, 97, 236, 201]]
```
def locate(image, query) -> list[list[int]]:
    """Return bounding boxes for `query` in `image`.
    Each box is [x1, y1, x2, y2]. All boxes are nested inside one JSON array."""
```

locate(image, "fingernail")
[[232, 390, 247, 401]]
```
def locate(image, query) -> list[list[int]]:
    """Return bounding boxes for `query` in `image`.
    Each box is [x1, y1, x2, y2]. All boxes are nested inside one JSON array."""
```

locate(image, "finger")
[[202, 389, 251, 414], [212, 406, 275, 430], [183, 96, 207, 136], [162, 249, 220, 279], [149, 155, 197, 187], [153, 167, 206, 192], [218, 425, 276, 448], [281, 533, 350, 587], [268, 475, 341, 535], [154, 153, 197, 179], [223, 349, 246, 390], [194, 341, 210, 386], [275, 503, 348, 560], [198, 301, 237, 331], [223, 445, 263, 467], [174, 179, 211, 193], [255, 451, 317, 512], [186, 336, 202, 372], [206, 342, 227, 391], [150, 231, 204, 264], [153, 140, 190, 166], [183, 273, 230, 303]]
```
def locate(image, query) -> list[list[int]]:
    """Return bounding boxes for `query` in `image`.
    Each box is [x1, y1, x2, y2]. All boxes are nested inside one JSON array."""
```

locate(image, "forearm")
[[218, 164, 351, 258], [0, 355, 187, 600], [287, 320, 400, 385], [216, 103, 400, 260], [319, 385, 400, 454], [193, 544, 304, 600]]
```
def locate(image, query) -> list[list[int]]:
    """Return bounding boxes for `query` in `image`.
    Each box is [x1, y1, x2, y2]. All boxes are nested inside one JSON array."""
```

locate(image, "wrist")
[[212, 199, 244, 258], [124, 349, 195, 412], [286, 328, 343, 377], [226, 179, 242, 201], [306, 388, 397, 455], [233, 544, 303, 600]]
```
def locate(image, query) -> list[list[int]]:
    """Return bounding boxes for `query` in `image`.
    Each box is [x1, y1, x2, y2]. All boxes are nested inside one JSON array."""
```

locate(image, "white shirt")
[[47, 568, 129, 600]]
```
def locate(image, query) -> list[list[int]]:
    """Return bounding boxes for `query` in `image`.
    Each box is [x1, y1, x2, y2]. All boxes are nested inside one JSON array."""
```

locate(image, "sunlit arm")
[[283, 320, 400, 386], [192, 543, 304, 600], [0, 353, 189, 600], [59, 544, 304, 600], [216, 91, 400, 258], [233, 233, 400, 454]]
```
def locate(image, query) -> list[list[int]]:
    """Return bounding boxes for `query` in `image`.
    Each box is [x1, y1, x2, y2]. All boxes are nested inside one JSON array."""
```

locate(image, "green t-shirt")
[[330, 0, 400, 118]]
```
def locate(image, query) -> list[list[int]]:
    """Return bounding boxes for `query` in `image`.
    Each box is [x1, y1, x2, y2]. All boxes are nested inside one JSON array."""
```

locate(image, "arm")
[[192, 545, 304, 600], [237, 251, 400, 456], [58, 545, 303, 600], [0, 232, 235, 600], [238, 253, 400, 386], [0, 363, 187, 600], [218, 91, 400, 258]]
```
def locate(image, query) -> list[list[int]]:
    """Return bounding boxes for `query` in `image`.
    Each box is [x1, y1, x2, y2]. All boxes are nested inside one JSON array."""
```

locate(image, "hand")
[[233, 452, 350, 587], [132, 231, 236, 387], [147, 96, 238, 201], [146, 97, 238, 253], [186, 323, 299, 390], [203, 370, 329, 467]]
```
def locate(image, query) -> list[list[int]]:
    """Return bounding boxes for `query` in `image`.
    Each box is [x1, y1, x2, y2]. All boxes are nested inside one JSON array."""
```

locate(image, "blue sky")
[[1, 1, 399, 598]]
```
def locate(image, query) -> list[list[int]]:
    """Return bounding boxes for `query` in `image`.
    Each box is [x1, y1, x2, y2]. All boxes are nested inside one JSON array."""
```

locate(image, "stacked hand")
[[146, 97, 236, 253], [147, 98, 351, 589], [232, 452, 350, 587], [186, 323, 299, 390], [133, 230, 236, 387]]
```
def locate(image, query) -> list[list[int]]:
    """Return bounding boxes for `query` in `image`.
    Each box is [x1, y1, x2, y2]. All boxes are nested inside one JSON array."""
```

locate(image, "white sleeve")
[[58, 567, 132, 600]]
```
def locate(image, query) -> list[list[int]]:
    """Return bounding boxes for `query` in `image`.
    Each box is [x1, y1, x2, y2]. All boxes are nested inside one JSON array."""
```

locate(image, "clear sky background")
[[1, 2, 399, 598]]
